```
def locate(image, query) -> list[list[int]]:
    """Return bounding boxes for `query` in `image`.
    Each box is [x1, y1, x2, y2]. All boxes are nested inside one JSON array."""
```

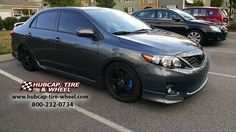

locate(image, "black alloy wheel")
[[19, 45, 37, 71], [105, 62, 141, 102]]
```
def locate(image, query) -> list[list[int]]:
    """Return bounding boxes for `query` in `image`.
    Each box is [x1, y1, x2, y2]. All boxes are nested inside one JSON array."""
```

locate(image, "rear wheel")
[[105, 62, 141, 102], [187, 30, 204, 44], [18, 45, 37, 71]]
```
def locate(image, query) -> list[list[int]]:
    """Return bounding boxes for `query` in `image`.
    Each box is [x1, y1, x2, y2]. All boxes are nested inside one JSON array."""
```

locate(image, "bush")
[[18, 16, 30, 22], [230, 21, 236, 31], [0, 18, 4, 30], [3, 17, 18, 30]]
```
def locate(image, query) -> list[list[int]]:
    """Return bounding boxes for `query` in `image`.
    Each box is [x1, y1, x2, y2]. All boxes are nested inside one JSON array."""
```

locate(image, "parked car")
[[132, 8, 228, 44], [12, 7, 209, 104], [183, 7, 229, 26]]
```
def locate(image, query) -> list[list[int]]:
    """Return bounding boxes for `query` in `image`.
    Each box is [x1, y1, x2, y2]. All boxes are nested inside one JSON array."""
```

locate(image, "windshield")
[[220, 9, 228, 17], [84, 8, 151, 34], [172, 9, 196, 20]]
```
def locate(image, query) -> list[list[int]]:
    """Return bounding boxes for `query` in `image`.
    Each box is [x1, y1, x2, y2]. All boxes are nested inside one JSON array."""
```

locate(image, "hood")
[[190, 19, 217, 25], [117, 30, 201, 56]]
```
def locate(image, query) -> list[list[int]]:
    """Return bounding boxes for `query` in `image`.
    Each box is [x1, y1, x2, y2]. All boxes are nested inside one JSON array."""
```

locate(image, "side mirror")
[[76, 29, 95, 38]]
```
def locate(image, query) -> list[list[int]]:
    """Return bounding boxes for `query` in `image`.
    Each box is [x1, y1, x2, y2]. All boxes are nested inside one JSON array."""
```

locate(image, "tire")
[[18, 45, 37, 71], [187, 30, 204, 44], [105, 62, 142, 102]]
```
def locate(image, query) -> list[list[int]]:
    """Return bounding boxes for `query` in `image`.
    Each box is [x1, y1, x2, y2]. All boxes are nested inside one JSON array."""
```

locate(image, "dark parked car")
[[183, 7, 229, 26], [11, 7, 209, 104], [132, 8, 227, 44]]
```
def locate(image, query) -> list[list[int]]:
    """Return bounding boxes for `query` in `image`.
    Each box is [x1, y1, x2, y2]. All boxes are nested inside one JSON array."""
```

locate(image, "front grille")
[[182, 54, 205, 67]]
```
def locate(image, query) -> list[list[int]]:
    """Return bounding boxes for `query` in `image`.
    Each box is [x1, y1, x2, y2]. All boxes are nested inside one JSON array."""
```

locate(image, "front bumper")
[[136, 54, 209, 104], [142, 75, 208, 104], [205, 31, 228, 42]]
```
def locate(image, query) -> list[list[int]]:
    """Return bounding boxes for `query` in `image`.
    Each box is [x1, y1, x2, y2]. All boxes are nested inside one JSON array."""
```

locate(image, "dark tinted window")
[[156, 10, 172, 20], [30, 18, 37, 28], [192, 9, 207, 16], [36, 11, 57, 30], [183, 9, 192, 14], [58, 11, 92, 34], [136, 10, 155, 19]]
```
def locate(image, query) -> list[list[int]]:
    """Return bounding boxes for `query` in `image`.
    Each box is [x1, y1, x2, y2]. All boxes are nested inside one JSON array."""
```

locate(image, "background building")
[[158, 0, 210, 9], [0, 0, 41, 19], [113, 0, 140, 13], [140, 0, 158, 9], [158, 0, 186, 9], [77, 0, 96, 6]]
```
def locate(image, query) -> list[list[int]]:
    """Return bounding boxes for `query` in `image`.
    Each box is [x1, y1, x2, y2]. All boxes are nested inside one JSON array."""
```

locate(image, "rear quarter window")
[[183, 9, 192, 14], [208, 9, 216, 16]]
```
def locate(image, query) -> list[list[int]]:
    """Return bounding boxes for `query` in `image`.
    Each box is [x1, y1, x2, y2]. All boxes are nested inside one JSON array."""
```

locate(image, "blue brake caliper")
[[127, 80, 133, 91]]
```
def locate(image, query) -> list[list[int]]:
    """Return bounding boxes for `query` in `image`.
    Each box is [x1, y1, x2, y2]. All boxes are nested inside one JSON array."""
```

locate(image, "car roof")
[[39, 7, 108, 13], [183, 6, 221, 9], [137, 8, 176, 12]]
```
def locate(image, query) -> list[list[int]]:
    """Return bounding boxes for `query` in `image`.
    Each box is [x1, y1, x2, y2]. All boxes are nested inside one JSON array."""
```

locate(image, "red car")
[[183, 7, 229, 26]]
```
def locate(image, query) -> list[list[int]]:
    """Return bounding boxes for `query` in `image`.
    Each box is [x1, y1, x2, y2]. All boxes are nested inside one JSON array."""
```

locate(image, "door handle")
[[54, 37, 61, 43], [27, 32, 32, 37]]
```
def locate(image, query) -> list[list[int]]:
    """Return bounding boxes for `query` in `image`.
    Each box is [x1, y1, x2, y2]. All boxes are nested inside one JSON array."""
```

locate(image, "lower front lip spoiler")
[[142, 75, 208, 104], [187, 75, 208, 95], [142, 90, 184, 104]]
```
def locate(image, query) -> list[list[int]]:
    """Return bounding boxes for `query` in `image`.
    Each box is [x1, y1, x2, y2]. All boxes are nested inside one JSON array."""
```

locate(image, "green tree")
[[211, 0, 223, 7], [44, 0, 79, 7], [192, 0, 204, 6], [96, 0, 116, 8], [229, 0, 236, 19]]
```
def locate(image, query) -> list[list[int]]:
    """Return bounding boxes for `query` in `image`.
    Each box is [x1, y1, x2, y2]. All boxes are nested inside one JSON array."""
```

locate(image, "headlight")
[[142, 54, 182, 68], [209, 26, 221, 32]]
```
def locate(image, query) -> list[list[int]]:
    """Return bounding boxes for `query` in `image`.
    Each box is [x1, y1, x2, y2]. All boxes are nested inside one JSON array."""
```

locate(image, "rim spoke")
[[109, 68, 134, 98]]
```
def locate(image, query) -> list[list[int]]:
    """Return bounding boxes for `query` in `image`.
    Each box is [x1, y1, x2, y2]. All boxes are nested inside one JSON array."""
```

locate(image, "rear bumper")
[[12, 51, 18, 60]]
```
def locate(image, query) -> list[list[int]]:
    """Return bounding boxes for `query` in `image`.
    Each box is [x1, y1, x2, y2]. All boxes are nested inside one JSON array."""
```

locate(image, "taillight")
[[10, 31, 14, 36], [223, 18, 228, 22], [216, 14, 223, 22]]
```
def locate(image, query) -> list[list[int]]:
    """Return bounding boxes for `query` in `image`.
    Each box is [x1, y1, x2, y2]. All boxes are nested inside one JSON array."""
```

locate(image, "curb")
[[0, 54, 15, 63]]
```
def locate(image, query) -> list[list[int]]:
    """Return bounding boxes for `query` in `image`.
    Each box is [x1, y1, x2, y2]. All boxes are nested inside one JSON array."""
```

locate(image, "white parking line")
[[209, 72, 236, 79], [204, 49, 236, 54], [0, 69, 133, 132]]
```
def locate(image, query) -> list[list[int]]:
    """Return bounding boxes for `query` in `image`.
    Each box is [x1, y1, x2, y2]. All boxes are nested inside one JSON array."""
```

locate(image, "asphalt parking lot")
[[0, 33, 236, 132]]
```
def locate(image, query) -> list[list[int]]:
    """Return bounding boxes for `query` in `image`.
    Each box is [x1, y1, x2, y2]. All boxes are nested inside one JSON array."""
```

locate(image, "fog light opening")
[[166, 85, 179, 96]]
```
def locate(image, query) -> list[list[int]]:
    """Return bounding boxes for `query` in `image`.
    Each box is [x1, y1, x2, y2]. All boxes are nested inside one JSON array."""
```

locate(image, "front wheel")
[[187, 30, 204, 44], [18, 45, 37, 71], [105, 62, 142, 102]]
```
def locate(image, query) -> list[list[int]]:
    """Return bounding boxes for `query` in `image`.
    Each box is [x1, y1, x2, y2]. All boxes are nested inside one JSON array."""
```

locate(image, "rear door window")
[[193, 9, 207, 16], [156, 10, 172, 21], [36, 11, 57, 30], [136, 10, 155, 19], [58, 11, 93, 34]]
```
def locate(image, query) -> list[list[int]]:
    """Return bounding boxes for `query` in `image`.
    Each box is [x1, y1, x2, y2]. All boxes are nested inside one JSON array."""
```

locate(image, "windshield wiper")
[[112, 29, 151, 35], [132, 29, 151, 33], [112, 31, 131, 35]]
